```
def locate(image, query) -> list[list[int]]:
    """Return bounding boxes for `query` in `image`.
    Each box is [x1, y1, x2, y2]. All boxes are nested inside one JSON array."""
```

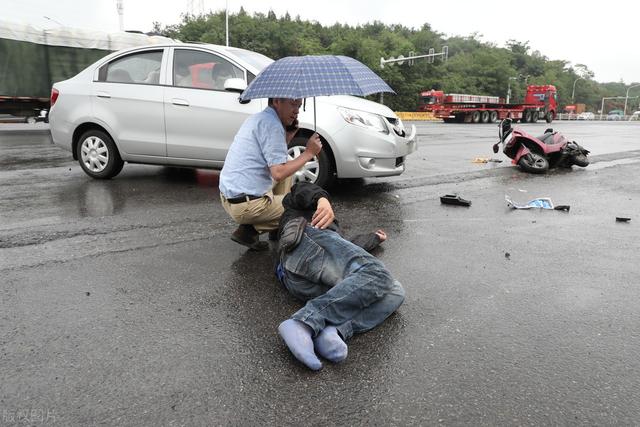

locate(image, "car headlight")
[[337, 107, 389, 134]]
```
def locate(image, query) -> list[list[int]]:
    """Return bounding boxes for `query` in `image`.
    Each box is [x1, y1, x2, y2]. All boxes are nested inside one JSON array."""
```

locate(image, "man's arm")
[[283, 182, 335, 229], [269, 133, 322, 182]]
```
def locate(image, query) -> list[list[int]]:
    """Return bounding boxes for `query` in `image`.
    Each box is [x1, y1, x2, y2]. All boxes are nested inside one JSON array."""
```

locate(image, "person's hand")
[[311, 197, 334, 229], [375, 229, 387, 242], [305, 133, 322, 157]]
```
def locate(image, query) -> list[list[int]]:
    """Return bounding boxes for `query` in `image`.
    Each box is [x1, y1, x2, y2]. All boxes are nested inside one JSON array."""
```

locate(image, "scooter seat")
[[537, 133, 555, 144]]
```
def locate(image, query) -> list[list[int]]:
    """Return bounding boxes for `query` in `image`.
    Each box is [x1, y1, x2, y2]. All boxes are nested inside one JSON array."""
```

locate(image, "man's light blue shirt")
[[219, 106, 288, 198]]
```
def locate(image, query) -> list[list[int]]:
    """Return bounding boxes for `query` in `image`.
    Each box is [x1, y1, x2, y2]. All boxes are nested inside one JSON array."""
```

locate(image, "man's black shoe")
[[231, 224, 268, 251]]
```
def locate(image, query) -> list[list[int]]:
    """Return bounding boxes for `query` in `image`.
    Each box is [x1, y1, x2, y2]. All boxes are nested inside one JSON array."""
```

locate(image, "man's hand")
[[306, 133, 322, 156], [311, 197, 334, 229], [375, 229, 387, 242]]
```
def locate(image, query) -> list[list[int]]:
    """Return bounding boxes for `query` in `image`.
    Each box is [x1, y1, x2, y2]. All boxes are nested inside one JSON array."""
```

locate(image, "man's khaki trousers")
[[220, 177, 292, 233]]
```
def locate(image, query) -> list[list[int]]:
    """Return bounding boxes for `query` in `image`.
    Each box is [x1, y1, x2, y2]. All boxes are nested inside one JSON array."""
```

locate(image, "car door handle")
[[96, 91, 111, 98], [172, 98, 189, 107]]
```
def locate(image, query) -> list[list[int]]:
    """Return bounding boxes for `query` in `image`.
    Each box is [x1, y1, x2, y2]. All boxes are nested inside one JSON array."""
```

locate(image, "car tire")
[[489, 111, 498, 123], [287, 136, 335, 189], [77, 129, 124, 179], [518, 152, 549, 174], [471, 111, 481, 123]]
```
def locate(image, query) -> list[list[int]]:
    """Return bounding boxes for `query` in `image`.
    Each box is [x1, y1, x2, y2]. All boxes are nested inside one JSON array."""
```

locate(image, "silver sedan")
[[49, 43, 417, 188]]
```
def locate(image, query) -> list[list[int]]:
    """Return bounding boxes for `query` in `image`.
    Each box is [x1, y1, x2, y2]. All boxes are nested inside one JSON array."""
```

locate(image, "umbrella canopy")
[[239, 55, 395, 101]]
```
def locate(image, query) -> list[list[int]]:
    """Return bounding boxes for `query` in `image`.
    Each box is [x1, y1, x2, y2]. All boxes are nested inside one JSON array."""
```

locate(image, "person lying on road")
[[274, 182, 405, 370]]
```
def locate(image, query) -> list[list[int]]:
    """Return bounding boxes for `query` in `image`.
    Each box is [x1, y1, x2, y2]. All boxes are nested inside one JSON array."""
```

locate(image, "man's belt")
[[225, 194, 263, 204]]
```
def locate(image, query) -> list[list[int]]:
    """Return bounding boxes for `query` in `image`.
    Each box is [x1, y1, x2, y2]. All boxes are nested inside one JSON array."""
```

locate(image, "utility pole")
[[507, 76, 517, 104], [225, 0, 229, 46], [507, 74, 528, 104], [116, 0, 124, 31], [623, 84, 640, 116], [571, 77, 584, 103]]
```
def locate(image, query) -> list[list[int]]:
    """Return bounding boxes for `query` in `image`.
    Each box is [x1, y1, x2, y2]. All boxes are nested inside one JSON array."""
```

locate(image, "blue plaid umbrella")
[[239, 55, 395, 101]]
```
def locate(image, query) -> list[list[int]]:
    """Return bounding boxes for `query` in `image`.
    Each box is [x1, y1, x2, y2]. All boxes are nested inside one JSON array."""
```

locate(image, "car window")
[[223, 47, 273, 72], [173, 49, 244, 90], [100, 50, 163, 84]]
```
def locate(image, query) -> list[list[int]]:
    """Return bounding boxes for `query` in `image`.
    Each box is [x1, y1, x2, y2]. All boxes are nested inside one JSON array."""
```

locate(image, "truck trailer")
[[418, 85, 557, 123], [0, 20, 174, 123]]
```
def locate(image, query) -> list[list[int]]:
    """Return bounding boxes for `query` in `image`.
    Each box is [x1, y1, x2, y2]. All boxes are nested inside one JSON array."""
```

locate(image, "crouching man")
[[275, 182, 405, 370]]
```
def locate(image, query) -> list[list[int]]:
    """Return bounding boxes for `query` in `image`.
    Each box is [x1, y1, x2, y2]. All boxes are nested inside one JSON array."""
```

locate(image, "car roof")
[[93, 42, 269, 74]]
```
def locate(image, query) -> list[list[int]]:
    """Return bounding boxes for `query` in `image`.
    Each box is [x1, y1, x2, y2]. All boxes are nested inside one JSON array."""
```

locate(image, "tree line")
[[155, 9, 638, 113]]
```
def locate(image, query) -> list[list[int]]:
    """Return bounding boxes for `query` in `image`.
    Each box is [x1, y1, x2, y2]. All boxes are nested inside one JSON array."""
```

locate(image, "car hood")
[[315, 95, 396, 118]]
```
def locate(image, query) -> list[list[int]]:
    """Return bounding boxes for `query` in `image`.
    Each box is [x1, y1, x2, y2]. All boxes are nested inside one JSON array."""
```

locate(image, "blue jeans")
[[281, 226, 405, 340]]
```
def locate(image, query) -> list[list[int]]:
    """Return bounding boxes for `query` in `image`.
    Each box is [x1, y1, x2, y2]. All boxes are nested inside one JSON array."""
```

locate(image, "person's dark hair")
[[268, 98, 274, 106]]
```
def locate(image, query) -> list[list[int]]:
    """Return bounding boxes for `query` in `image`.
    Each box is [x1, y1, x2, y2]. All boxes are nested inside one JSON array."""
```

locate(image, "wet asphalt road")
[[1, 122, 640, 425]]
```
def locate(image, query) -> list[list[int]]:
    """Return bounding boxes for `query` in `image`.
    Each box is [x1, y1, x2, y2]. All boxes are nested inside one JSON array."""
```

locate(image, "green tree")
[[154, 10, 620, 112]]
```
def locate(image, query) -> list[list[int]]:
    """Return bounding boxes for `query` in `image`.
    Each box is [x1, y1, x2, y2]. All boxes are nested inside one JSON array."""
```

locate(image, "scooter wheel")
[[518, 153, 549, 174], [572, 154, 589, 167]]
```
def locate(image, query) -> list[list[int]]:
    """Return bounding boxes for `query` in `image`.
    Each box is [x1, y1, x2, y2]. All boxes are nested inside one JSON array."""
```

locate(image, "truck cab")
[[417, 90, 444, 112], [523, 85, 557, 121]]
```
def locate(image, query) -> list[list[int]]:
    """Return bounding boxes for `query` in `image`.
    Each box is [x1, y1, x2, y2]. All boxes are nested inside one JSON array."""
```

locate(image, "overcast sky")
[[4, 0, 639, 84]]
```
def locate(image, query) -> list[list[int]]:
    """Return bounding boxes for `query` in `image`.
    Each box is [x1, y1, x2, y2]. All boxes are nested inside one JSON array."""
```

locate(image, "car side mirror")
[[224, 78, 247, 93], [492, 143, 500, 154]]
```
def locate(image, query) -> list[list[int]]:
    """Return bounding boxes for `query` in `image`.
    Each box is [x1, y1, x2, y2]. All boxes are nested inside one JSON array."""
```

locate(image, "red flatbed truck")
[[418, 84, 557, 123]]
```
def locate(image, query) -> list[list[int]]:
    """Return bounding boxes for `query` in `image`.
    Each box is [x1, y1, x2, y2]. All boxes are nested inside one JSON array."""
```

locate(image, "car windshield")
[[224, 47, 274, 72]]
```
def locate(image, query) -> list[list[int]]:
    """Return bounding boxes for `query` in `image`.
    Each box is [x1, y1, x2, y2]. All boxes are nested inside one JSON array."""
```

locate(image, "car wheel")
[[287, 136, 335, 189], [489, 111, 498, 123], [77, 130, 124, 179], [518, 152, 549, 174], [471, 111, 481, 123]]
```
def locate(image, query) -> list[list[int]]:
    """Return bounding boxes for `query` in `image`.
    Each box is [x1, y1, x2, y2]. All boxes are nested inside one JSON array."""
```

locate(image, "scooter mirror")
[[492, 143, 499, 154]]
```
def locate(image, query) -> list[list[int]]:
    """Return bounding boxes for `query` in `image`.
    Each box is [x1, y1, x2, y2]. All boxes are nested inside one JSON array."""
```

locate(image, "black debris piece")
[[440, 194, 471, 207]]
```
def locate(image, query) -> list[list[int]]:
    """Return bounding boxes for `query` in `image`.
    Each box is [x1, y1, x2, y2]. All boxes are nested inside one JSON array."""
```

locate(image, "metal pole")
[[571, 77, 583, 102], [507, 76, 517, 104], [600, 98, 605, 121], [115, 0, 124, 31], [623, 84, 640, 116], [225, 0, 229, 46]]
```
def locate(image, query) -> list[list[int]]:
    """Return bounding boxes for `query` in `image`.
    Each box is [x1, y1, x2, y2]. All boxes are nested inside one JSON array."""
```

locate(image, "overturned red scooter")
[[493, 119, 590, 174]]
